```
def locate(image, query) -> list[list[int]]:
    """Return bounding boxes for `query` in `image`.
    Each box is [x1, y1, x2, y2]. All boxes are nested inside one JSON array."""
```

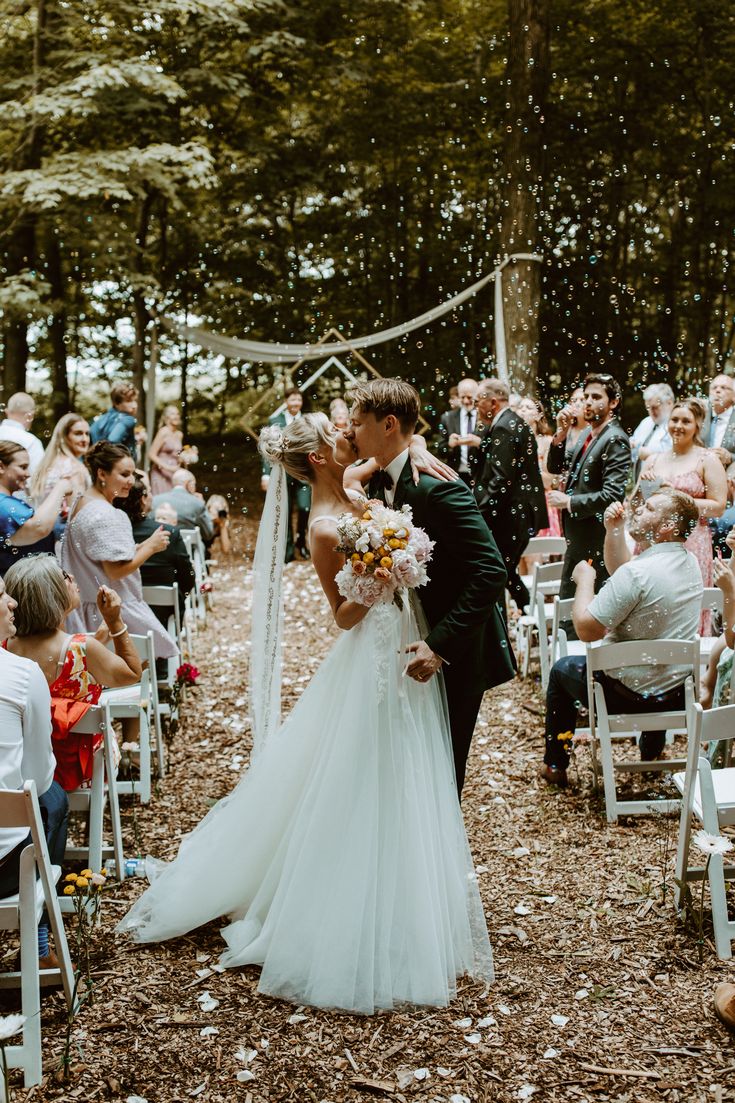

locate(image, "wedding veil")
[[249, 432, 288, 759]]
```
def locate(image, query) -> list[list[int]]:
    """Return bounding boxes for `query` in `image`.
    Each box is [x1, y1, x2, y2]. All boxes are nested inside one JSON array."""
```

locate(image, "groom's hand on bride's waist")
[[403, 640, 445, 683]]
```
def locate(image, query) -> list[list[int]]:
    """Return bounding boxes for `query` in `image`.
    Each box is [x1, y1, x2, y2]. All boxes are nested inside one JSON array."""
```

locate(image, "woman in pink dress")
[[148, 406, 183, 495], [640, 398, 727, 633], [516, 396, 562, 537]]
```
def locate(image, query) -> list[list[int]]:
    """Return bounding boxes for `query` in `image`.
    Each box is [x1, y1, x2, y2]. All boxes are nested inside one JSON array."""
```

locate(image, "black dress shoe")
[[539, 764, 569, 788]]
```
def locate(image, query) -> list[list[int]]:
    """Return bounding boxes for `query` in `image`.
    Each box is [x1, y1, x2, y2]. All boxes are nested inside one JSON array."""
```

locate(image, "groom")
[[345, 378, 516, 796]]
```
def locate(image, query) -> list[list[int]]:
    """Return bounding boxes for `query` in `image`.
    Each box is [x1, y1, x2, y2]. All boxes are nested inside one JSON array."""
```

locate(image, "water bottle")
[[106, 858, 147, 879]]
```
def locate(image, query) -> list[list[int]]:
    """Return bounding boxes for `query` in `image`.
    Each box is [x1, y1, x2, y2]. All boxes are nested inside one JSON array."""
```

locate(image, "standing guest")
[[115, 475, 195, 624], [438, 378, 480, 486], [30, 412, 91, 507], [152, 469, 214, 548], [4, 556, 141, 792], [260, 387, 311, 561], [329, 399, 350, 430], [546, 373, 632, 606], [704, 375, 735, 553], [148, 405, 183, 495], [89, 380, 142, 463], [473, 379, 548, 609], [560, 387, 586, 465], [0, 392, 44, 473], [640, 398, 726, 631], [516, 396, 561, 537], [540, 489, 703, 787], [206, 494, 232, 555], [60, 441, 177, 662], [630, 383, 674, 473], [0, 442, 73, 574], [447, 385, 460, 411], [0, 573, 68, 968]]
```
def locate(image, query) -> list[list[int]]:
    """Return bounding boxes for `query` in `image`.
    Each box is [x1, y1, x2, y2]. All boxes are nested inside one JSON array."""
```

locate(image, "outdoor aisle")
[[28, 554, 735, 1103]]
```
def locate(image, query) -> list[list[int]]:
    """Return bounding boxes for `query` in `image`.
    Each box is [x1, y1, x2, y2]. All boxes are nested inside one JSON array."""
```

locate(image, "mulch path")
[[7, 507, 735, 1103]]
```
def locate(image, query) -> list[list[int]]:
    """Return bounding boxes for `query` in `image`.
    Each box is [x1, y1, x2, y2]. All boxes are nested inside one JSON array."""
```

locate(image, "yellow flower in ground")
[[362, 551, 375, 564], [63, 885, 76, 896], [380, 556, 393, 569], [64, 873, 78, 883], [76, 877, 89, 889], [80, 869, 93, 878]]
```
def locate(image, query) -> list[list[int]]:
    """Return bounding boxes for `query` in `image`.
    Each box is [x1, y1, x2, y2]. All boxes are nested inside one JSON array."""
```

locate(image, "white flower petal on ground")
[[236, 1070, 256, 1083], [543, 1048, 560, 1059], [288, 1013, 308, 1025], [691, 829, 734, 856], [414, 1068, 430, 1080], [464, 1032, 482, 1044], [514, 904, 531, 915], [196, 990, 219, 1013], [498, 1004, 512, 1015], [512, 846, 531, 858], [199, 1026, 219, 1038], [574, 988, 589, 1000], [0, 1015, 25, 1040], [477, 1015, 497, 1028], [436, 1067, 454, 1077], [453, 1017, 473, 1029], [551, 1014, 569, 1027], [518, 1086, 538, 1100], [126, 1097, 148, 1103], [234, 1047, 258, 1064], [450, 1095, 472, 1103]]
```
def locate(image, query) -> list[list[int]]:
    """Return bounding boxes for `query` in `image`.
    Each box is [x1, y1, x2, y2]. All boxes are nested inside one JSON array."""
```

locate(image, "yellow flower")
[[383, 528, 395, 538], [380, 556, 393, 569], [76, 877, 89, 889], [80, 869, 93, 878], [362, 551, 375, 564], [351, 553, 361, 562], [63, 885, 76, 896], [64, 873, 78, 883], [362, 511, 372, 520], [388, 539, 401, 550], [100, 868, 107, 878]]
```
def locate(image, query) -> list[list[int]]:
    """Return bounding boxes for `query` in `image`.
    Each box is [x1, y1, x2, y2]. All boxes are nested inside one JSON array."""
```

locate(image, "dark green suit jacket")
[[386, 460, 516, 694]]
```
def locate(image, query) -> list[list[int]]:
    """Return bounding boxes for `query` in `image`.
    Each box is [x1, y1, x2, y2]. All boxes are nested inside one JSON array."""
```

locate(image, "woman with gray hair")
[[3, 554, 141, 792]]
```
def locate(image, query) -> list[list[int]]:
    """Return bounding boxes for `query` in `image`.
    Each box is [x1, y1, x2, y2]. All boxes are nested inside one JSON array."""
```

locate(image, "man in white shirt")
[[438, 378, 480, 485], [0, 392, 44, 474], [705, 374, 735, 553], [630, 383, 674, 474], [540, 488, 703, 786]]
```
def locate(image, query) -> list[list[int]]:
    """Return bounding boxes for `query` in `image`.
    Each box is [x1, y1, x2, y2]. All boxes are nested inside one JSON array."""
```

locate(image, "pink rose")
[[374, 567, 391, 582], [352, 560, 367, 575]]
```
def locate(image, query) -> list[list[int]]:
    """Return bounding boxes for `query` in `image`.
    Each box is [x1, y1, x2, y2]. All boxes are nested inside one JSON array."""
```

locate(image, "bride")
[[117, 414, 492, 1013]]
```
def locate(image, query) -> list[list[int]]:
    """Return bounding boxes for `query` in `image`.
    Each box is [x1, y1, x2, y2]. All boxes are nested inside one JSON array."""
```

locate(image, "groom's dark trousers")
[[372, 464, 517, 796]]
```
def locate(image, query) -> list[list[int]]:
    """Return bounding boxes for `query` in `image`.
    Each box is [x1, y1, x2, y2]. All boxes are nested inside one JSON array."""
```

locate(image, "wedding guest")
[[148, 405, 183, 495], [115, 475, 195, 623], [473, 379, 548, 608], [4, 556, 141, 792], [89, 380, 142, 463], [60, 441, 177, 662], [540, 489, 702, 786], [447, 385, 460, 411], [630, 383, 674, 472], [29, 412, 91, 512], [329, 399, 350, 430], [0, 442, 74, 574], [640, 398, 726, 627], [0, 392, 44, 473], [562, 387, 586, 464], [438, 378, 480, 486], [516, 396, 561, 537], [0, 572, 68, 968], [546, 373, 632, 606], [206, 494, 232, 555], [260, 387, 311, 561], [705, 374, 735, 553], [152, 469, 214, 547], [155, 502, 178, 526]]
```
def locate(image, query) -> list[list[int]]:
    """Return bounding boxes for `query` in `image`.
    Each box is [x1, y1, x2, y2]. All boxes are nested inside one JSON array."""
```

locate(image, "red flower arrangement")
[[176, 662, 201, 687]]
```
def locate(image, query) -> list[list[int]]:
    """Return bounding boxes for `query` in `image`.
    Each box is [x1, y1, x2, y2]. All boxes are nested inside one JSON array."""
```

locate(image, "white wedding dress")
[[118, 524, 493, 1014]]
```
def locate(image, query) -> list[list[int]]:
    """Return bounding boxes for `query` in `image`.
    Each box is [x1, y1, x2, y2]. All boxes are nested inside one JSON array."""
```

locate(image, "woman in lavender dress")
[[60, 442, 177, 661]]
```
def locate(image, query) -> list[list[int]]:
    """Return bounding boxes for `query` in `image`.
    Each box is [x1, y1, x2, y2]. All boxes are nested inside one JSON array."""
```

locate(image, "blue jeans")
[[544, 655, 686, 770]]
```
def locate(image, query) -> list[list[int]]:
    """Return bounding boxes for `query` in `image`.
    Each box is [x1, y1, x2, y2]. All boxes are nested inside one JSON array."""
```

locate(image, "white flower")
[[692, 830, 734, 857], [0, 1014, 25, 1040]]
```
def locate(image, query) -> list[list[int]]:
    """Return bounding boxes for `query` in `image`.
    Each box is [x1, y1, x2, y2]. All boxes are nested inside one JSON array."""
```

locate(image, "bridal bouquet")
[[335, 501, 433, 608]]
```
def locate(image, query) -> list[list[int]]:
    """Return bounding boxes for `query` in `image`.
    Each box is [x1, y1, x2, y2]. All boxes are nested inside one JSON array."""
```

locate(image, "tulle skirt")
[[117, 599, 493, 1014]]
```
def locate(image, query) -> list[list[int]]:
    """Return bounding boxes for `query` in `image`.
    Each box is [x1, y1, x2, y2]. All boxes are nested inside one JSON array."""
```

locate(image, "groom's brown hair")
[[348, 379, 420, 434]]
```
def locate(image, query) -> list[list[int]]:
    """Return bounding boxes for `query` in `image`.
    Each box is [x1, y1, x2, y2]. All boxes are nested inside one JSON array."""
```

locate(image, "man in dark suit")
[[546, 373, 632, 606], [472, 378, 548, 609], [260, 387, 311, 561], [703, 374, 735, 552], [437, 378, 480, 485], [345, 378, 516, 797]]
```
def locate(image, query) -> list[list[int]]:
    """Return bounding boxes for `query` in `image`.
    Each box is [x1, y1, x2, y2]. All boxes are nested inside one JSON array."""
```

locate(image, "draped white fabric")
[[161, 252, 542, 365]]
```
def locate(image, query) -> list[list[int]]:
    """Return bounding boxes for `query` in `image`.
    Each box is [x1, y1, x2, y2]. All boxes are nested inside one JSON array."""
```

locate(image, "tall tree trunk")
[[498, 0, 550, 393], [44, 221, 69, 419]]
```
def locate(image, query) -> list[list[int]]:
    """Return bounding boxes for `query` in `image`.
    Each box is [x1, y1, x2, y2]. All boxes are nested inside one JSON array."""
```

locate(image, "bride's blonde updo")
[[259, 413, 335, 483]]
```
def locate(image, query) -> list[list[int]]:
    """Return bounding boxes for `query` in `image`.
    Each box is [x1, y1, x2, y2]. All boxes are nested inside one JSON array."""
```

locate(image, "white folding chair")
[[673, 702, 735, 959], [586, 638, 699, 822], [700, 587, 725, 667], [519, 535, 567, 591], [64, 702, 125, 888], [516, 560, 564, 678], [550, 595, 586, 668], [181, 529, 208, 626], [142, 583, 182, 681], [0, 782, 76, 1088], [100, 631, 164, 799]]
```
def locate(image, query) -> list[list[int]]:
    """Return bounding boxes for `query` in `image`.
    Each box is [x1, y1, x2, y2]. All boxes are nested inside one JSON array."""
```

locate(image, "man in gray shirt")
[[152, 469, 214, 547], [541, 488, 703, 787]]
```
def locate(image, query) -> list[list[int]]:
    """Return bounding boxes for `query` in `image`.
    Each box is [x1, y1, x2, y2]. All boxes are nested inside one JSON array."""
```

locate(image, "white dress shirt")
[[709, 408, 733, 450], [383, 448, 410, 506], [0, 420, 44, 474], [630, 415, 672, 454], [0, 648, 55, 859], [458, 408, 476, 470]]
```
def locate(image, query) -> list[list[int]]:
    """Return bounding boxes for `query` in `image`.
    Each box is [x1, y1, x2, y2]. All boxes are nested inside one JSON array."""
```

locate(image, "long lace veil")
[[249, 449, 288, 760]]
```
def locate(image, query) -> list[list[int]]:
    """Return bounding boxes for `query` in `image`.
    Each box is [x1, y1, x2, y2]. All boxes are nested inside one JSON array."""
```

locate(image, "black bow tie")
[[374, 469, 394, 492]]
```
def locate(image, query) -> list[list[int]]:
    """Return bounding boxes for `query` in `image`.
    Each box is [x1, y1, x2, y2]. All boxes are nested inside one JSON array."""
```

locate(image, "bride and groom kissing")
[[118, 378, 516, 1015]]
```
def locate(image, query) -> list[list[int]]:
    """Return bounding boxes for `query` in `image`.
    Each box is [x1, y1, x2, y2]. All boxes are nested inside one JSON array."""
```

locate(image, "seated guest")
[[89, 380, 142, 463], [155, 502, 178, 526], [60, 441, 177, 665], [206, 494, 232, 555], [4, 556, 141, 791], [701, 530, 735, 710], [115, 475, 195, 624], [152, 468, 214, 548], [540, 489, 703, 787], [0, 442, 74, 574], [0, 573, 68, 968]]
